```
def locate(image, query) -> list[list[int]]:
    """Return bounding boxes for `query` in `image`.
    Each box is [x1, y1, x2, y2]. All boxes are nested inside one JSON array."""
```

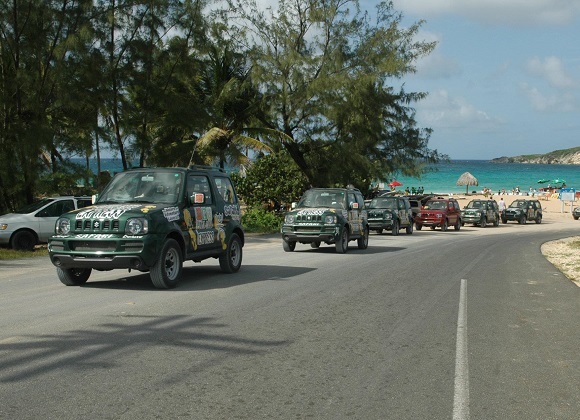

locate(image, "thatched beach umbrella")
[[456, 171, 478, 194]]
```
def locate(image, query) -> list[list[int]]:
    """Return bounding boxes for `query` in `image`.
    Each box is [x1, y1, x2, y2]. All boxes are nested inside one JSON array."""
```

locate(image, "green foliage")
[[0, 0, 440, 214], [0, 247, 49, 259], [241, 207, 283, 233], [232, 152, 309, 208]]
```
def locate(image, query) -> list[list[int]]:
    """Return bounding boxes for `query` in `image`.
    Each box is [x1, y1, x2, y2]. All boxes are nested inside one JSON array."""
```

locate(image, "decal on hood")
[[76, 204, 144, 220]]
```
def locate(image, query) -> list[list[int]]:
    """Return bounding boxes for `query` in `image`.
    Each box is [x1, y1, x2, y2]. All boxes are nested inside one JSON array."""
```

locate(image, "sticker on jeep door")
[[184, 207, 219, 250]]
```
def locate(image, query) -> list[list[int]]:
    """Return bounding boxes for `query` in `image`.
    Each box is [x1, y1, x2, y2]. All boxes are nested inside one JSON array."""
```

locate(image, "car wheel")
[[219, 233, 243, 273], [357, 227, 369, 249], [283, 239, 296, 252], [57, 267, 92, 286], [574, 216, 579, 220], [535, 215, 542, 224], [441, 219, 448, 231], [494, 215, 500, 227], [310, 242, 320, 249], [480, 217, 486, 228], [454, 219, 461, 231], [335, 227, 349, 254], [415, 223, 422, 231], [519, 215, 527, 225], [406, 222, 413, 234], [391, 220, 399, 236], [150, 239, 183, 289], [502, 217, 507, 224], [11, 230, 36, 251]]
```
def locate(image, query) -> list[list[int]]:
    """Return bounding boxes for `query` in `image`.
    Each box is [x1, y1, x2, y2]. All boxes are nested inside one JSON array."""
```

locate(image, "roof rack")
[[188, 165, 226, 173]]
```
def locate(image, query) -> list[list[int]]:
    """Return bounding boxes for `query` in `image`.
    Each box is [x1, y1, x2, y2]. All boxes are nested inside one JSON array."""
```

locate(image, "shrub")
[[242, 207, 283, 233]]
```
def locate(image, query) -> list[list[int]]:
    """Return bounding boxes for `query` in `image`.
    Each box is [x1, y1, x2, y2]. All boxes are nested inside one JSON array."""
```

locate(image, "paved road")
[[1, 218, 580, 419]]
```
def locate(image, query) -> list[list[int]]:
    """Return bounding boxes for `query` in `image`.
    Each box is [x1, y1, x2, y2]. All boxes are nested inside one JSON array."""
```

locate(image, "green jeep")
[[280, 187, 369, 253], [48, 166, 244, 289]]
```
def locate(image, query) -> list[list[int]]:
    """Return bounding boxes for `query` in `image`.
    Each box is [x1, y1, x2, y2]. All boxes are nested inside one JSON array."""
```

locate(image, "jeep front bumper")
[[281, 224, 339, 243]]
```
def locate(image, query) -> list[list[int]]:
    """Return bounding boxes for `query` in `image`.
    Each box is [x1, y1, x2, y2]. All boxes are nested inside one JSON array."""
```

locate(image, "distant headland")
[[491, 146, 580, 164]]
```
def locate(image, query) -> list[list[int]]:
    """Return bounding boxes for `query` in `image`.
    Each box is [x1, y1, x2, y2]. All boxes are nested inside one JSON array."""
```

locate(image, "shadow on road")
[[0, 314, 289, 383]]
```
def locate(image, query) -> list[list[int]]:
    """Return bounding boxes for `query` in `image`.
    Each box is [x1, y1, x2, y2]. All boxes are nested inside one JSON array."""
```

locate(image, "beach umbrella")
[[552, 178, 566, 185], [456, 171, 478, 194], [537, 179, 551, 184], [388, 181, 403, 187]]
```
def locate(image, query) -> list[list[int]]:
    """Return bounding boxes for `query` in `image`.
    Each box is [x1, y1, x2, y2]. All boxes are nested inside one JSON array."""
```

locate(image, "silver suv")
[[0, 196, 92, 250]]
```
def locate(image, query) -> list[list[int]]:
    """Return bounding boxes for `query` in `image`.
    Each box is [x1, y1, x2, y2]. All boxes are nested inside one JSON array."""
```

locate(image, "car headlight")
[[384, 213, 393, 220], [436, 214, 442, 218], [0, 223, 7, 230], [55, 218, 70, 235], [324, 215, 337, 224], [285, 214, 295, 224], [125, 218, 149, 235]]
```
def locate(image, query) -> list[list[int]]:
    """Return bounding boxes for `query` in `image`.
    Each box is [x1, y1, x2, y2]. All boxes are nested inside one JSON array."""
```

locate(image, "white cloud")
[[520, 83, 578, 112], [416, 90, 501, 129], [393, 0, 580, 25], [526, 56, 578, 89]]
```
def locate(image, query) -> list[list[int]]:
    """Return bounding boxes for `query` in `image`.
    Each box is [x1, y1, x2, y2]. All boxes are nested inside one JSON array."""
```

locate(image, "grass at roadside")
[[0, 246, 48, 259]]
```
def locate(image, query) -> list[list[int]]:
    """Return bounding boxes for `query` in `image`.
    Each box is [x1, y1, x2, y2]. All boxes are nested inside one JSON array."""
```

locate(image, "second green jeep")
[[281, 187, 369, 253], [48, 166, 244, 289]]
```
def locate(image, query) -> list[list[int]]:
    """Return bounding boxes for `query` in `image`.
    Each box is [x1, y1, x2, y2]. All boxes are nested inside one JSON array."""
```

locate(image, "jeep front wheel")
[[391, 220, 399, 236], [57, 267, 92, 286], [220, 233, 243, 273], [335, 228, 349, 254], [150, 239, 183, 289], [480, 217, 487, 228], [441, 219, 448, 231], [283, 239, 296, 252], [519, 215, 527, 225], [415, 223, 422, 231], [357, 227, 369, 249]]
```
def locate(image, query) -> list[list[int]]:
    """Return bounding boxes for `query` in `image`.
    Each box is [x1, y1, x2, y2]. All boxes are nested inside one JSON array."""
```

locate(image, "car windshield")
[[15, 198, 55, 214], [509, 200, 527, 208], [98, 171, 182, 205], [423, 201, 446, 210], [466, 201, 484, 209], [368, 197, 397, 209], [297, 190, 346, 209]]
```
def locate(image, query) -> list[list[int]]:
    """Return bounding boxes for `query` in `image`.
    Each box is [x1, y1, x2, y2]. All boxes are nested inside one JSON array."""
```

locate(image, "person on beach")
[[498, 197, 506, 216]]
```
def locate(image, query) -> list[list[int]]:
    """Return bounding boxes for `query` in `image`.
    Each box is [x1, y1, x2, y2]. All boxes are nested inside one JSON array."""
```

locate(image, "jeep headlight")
[[126, 218, 149, 235], [55, 218, 70, 235], [436, 214, 442, 218], [324, 215, 337, 224], [285, 214, 295, 224], [384, 213, 393, 220]]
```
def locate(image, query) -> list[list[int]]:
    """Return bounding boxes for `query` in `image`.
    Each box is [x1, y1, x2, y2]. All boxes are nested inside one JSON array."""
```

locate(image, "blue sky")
[[381, 0, 580, 160]]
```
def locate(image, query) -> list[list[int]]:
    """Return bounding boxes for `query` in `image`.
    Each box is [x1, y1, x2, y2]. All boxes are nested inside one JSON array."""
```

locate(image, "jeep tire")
[[391, 220, 399, 236], [220, 233, 243, 273], [335, 227, 349, 254], [441, 219, 448, 231], [535, 215, 542, 224], [480, 216, 486, 228], [57, 267, 92, 286], [150, 239, 183, 289], [406, 222, 413, 234], [519, 215, 527, 225], [283, 239, 296, 252], [357, 227, 369, 249]]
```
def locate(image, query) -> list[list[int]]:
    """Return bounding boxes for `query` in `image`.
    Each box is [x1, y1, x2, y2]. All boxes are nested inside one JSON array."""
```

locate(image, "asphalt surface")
[[1, 218, 580, 419]]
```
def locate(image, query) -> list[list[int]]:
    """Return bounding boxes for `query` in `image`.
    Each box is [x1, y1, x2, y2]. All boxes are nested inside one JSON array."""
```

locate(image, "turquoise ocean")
[[387, 160, 580, 195], [80, 158, 580, 195]]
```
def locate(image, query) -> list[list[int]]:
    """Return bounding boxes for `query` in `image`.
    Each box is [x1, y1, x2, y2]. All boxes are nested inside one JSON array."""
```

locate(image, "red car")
[[415, 197, 462, 231]]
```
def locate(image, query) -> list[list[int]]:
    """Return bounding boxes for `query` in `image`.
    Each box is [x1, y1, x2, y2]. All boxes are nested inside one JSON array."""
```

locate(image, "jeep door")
[[347, 192, 364, 236], [184, 174, 220, 253], [398, 199, 412, 226], [448, 201, 459, 225]]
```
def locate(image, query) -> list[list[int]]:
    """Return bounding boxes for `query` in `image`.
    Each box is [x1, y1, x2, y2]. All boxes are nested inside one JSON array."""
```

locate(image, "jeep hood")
[[68, 203, 176, 220]]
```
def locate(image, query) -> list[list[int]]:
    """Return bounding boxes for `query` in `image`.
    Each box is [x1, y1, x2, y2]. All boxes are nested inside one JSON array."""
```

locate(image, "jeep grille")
[[297, 214, 322, 222], [75, 219, 121, 232]]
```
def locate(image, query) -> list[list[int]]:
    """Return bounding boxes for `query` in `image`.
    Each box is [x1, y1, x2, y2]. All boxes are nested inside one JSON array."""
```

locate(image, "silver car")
[[0, 196, 92, 250]]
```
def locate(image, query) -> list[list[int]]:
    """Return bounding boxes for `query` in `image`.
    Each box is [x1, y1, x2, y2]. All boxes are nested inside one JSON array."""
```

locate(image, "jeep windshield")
[[98, 171, 182, 205], [368, 197, 397, 209], [509, 200, 527, 208], [466, 201, 484, 209], [423, 201, 446, 210], [297, 190, 346, 209]]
